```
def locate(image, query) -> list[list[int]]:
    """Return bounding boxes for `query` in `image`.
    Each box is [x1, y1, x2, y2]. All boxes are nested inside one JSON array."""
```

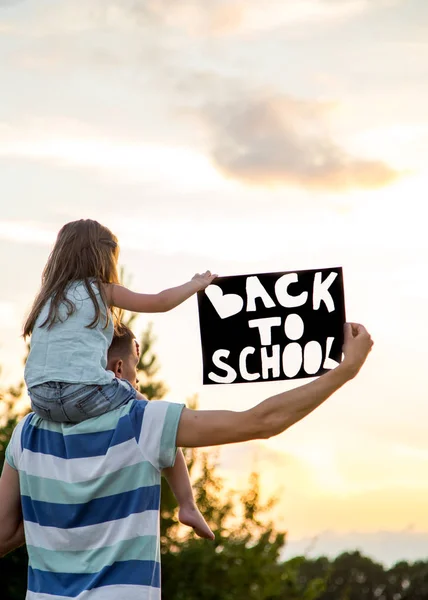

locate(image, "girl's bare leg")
[[163, 449, 214, 540]]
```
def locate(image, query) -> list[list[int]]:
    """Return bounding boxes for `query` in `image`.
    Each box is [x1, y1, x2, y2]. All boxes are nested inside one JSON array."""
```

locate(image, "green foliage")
[[291, 551, 428, 600], [161, 456, 287, 600]]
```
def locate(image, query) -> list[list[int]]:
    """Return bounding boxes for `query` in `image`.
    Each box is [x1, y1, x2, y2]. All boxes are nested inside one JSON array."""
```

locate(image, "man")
[[0, 322, 373, 599]]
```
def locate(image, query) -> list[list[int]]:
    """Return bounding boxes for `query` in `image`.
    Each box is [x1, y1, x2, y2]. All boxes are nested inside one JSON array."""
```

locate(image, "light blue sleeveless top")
[[25, 281, 115, 388]]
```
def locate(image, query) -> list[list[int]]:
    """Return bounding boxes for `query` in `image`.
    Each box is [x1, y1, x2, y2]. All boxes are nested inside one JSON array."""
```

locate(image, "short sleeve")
[[5, 440, 16, 470], [4, 414, 30, 471], [136, 401, 185, 471]]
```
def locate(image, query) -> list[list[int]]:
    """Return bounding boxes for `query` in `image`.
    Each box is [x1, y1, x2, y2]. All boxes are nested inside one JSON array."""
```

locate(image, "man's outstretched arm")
[[0, 462, 25, 557], [176, 323, 373, 448]]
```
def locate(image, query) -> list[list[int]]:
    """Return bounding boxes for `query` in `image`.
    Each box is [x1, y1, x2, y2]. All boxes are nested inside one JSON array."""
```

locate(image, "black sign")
[[197, 267, 346, 385]]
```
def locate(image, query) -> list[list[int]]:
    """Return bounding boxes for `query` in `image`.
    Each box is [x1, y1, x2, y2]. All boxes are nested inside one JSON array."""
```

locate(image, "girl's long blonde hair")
[[23, 219, 122, 338]]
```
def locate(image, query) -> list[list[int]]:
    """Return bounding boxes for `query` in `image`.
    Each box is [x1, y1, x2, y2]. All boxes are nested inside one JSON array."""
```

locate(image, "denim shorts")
[[28, 378, 137, 423]]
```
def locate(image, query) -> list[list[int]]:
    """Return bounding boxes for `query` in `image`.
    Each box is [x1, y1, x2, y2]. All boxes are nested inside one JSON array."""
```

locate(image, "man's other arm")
[[176, 323, 373, 448], [0, 462, 25, 557]]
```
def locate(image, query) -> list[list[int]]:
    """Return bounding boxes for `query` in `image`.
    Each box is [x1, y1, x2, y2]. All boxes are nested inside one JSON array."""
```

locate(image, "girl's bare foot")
[[178, 504, 215, 540]]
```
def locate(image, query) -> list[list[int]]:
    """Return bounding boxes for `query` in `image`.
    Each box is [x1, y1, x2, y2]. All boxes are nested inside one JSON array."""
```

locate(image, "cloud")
[[0, 119, 223, 190], [127, 0, 390, 36], [0, 0, 26, 7], [0, 221, 56, 247], [0, 0, 398, 39], [0, 92, 400, 194], [0, 0, 406, 194], [199, 94, 399, 191]]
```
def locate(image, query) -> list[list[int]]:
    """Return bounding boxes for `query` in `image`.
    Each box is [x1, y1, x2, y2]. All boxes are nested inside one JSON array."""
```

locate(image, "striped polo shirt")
[[5, 398, 184, 600]]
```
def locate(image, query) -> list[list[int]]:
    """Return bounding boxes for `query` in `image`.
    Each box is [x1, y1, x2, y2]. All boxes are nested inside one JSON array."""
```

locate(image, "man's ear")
[[110, 358, 123, 379]]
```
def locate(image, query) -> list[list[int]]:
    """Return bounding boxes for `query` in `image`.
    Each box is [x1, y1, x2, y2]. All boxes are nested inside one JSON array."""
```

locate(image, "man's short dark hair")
[[108, 323, 136, 359]]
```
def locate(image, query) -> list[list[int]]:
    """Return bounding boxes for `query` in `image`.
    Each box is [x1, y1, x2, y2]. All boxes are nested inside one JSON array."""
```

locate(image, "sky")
[[0, 0, 427, 566]]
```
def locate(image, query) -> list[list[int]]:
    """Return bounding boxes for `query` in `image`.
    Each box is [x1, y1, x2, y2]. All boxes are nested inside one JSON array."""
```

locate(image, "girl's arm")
[[104, 271, 216, 313]]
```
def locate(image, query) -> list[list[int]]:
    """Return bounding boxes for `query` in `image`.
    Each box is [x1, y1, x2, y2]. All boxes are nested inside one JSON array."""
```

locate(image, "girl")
[[23, 218, 216, 540]]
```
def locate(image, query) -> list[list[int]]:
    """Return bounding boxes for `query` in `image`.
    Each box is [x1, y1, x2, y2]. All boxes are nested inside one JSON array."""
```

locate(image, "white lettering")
[[275, 273, 308, 308], [261, 345, 280, 379], [208, 349, 237, 383], [313, 272, 337, 313], [284, 313, 305, 341], [303, 341, 323, 375], [246, 276, 276, 312], [248, 316, 281, 345], [239, 347, 260, 381], [205, 285, 244, 319], [282, 343, 303, 378], [323, 337, 340, 369]]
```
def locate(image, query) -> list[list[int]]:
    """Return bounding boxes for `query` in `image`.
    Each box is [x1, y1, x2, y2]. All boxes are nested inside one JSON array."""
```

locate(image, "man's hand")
[[191, 271, 217, 291], [340, 322, 374, 379]]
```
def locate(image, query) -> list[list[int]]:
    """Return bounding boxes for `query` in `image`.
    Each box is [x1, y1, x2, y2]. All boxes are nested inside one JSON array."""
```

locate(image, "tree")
[[316, 552, 388, 600], [389, 560, 428, 600]]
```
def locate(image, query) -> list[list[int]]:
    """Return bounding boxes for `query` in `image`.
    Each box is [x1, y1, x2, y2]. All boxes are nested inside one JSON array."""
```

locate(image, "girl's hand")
[[192, 271, 217, 290]]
